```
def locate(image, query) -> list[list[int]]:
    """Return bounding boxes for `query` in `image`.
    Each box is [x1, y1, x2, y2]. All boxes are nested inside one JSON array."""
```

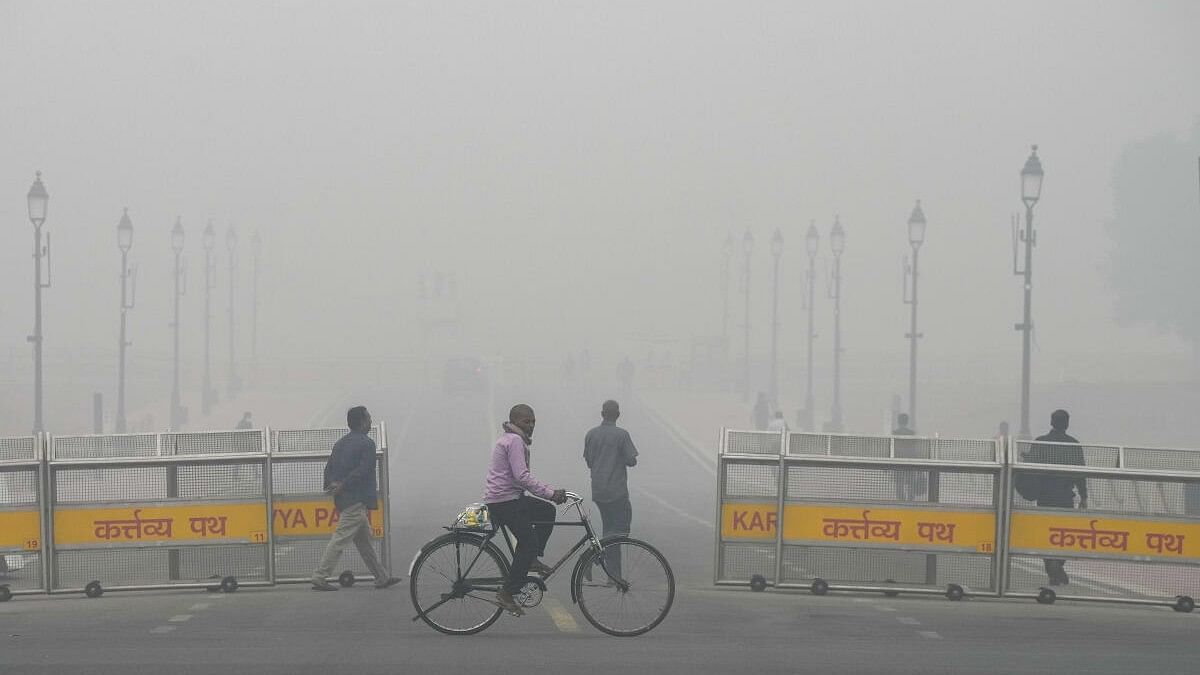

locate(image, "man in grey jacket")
[[583, 400, 639, 579]]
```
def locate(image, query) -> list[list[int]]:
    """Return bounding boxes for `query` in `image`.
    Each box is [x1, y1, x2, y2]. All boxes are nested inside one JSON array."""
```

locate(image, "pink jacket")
[[483, 431, 554, 503]]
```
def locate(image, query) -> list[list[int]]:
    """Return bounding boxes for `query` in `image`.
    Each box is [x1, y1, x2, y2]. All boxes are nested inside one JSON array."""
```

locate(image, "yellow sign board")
[[54, 503, 267, 546], [0, 510, 41, 551], [1010, 512, 1198, 560], [721, 503, 996, 552], [272, 499, 385, 539], [783, 504, 996, 552]]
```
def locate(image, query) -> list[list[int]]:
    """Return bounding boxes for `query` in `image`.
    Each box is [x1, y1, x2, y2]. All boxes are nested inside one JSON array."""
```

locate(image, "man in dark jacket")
[[584, 400, 639, 579], [310, 406, 400, 591], [1025, 409, 1088, 586]]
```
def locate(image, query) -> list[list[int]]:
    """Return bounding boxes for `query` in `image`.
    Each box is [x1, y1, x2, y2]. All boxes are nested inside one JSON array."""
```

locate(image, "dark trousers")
[[488, 495, 556, 594], [595, 497, 632, 578]]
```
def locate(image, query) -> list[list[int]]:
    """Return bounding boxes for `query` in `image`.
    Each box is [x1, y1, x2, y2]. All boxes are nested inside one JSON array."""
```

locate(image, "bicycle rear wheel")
[[573, 536, 674, 637], [410, 533, 509, 635]]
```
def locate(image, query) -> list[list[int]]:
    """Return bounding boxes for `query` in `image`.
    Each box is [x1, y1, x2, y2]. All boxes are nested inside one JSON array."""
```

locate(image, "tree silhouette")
[[1105, 122, 1200, 353]]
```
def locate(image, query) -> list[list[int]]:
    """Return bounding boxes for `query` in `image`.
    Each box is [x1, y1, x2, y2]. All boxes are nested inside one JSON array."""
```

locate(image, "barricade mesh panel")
[[1006, 554, 1200, 601], [723, 462, 779, 498], [788, 433, 829, 455], [725, 431, 782, 455], [1123, 447, 1200, 473], [176, 463, 264, 500], [933, 439, 997, 463], [0, 436, 37, 462], [829, 435, 890, 458], [161, 431, 263, 455], [273, 537, 385, 580], [272, 427, 382, 454], [1012, 441, 1119, 468], [0, 552, 43, 591], [719, 542, 775, 582], [55, 466, 169, 503], [53, 434, 158, 459], [779, 545, 994, 591], [272, 458, 385, 496], [52, 545, 269, 589], [1, 467, 40, 506], [1011, 472, 1199, 517], [784, 465, 996, 508]]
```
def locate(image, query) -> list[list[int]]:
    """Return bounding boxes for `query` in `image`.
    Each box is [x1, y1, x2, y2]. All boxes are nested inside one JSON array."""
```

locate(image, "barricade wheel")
[[0, 585, 12, 602], [220, 576, 239, 593], [1036, 588, 1055, 605], [1173, 596, 1194, 613], [338, 571, 356, 588], [810, 579, 829, 596], [883, 579, 900, 597], [749, 574, 767, 592], [84, 581, 104, 599], [946, 584, 964, 601]]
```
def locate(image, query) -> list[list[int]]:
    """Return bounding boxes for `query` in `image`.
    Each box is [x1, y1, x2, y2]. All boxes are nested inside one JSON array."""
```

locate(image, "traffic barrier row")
[[0, 425, 389, 601], [715, 429, 1200, 612]]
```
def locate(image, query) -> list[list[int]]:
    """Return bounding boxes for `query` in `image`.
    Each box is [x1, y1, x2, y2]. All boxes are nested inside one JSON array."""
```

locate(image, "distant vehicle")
[[443, 357, 488, 394]]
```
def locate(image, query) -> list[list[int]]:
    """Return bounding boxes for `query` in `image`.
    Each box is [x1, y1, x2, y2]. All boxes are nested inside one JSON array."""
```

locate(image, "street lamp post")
[[226, 226, 240, 398], [769, 229, 783, 407], [1014, 146, 1043, 439], [828, 216, 845, 432], [170, 218, 185, 429], [804, 222, 819, 430], [742, 230, 754, 401], [115, 209, 136, 433], [721, 234, 732, 362], [903, 200, 927, 430], [26, 172, 51, 434], [202, 221, 216, 414], [251, 230, 261, 364]]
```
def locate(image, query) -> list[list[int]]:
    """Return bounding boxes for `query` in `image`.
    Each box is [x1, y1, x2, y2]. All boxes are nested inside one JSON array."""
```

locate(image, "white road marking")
[[918, 631, 942, 639], [150, 626, 176, 634], [897, 617, 921, 625], [168, 615, 193, 623], [634, 485, 714, 529], [875, 606, 897, 612], [852, 598, 871, 603], [543, 598, 579, 632], [188, 603, 210, 611]]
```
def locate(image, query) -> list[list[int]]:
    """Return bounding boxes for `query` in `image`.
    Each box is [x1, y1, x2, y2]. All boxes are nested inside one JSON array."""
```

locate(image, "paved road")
[[2, 381, 1197, 674]]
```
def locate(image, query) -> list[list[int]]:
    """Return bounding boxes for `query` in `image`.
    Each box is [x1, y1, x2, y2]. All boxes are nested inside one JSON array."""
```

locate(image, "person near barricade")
[[584, 400, 639, 581], [310, 406, 401, 591], [767, 410, 789, 433], [485, 403, 568, 615], [892, 413, 925, 501], [1024, 409, 1088, 586], [753, 392, 770, 430], [236, 411, 253, 429]]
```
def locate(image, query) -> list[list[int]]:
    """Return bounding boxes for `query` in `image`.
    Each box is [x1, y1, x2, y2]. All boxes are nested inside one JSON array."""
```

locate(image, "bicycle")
[[408, 491, 674, 637]]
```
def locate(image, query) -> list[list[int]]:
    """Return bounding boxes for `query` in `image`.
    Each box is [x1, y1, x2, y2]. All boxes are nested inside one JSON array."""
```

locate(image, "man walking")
[[311, 406, 400, 591], [1025, 409, 1088, 586], [892, 413, 925, 501], [584, 400, 639, 580]]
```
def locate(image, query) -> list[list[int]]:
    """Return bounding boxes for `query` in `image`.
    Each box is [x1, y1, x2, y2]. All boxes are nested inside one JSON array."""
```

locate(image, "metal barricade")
[[714, 429, 785, 588], [1006, 440, 1200, 611], [46, 430, 272, 596], [776, 432, 1004, 599], [269, 424, 390, 586], [0, 435, 47, 601]]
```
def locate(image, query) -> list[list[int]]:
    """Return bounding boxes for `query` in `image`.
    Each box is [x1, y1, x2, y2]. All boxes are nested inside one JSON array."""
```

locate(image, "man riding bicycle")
[[484, 403, 567, 615]]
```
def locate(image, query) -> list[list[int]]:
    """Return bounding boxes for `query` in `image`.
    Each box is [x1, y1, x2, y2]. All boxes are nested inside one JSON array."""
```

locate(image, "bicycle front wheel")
[[573, 536, 675, 637], [410, 533, 509, 635]]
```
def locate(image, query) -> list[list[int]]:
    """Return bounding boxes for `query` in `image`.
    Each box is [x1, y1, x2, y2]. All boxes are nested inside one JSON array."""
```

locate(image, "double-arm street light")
[[742, 229, 754, 401], [769, 228, 783, 407], [170, 218, 186, 429], [827, 216, 845, 432], [226, 226, 241, 398], [26, 172, 51, 433], [804, 222, 819, 430], [1014, 146, 1044, 439], [202, 221, 216, 414], [115, 209, 137, 433], [903, 200, 927, 430]]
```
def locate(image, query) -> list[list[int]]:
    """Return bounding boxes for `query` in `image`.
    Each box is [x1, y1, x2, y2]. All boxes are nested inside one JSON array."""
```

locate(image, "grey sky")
[[2, 1, 1199, 430]]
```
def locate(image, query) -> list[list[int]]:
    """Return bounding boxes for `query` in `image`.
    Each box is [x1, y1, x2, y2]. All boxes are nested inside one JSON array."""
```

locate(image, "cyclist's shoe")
[[496, 590, 525, 616], [529, 559, 553, 577]]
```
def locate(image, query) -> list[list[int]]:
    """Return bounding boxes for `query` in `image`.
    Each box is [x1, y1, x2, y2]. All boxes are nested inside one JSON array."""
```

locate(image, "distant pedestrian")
[[892, 413, 925, 501], [752, 392, 770, 431], [617, 357, 636, 397], [311, 406, 400, 591], [236, 411, 253, 429], [767, 411, 788, 433], [584, 400, 639, 580], [1024, 409, 1088, 586]]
